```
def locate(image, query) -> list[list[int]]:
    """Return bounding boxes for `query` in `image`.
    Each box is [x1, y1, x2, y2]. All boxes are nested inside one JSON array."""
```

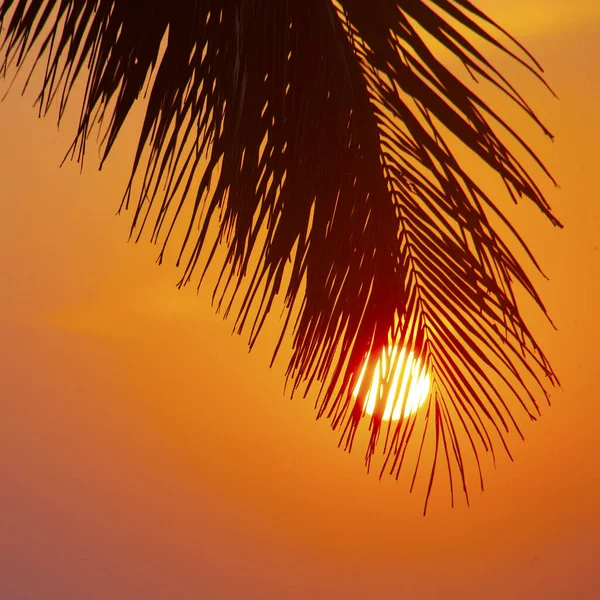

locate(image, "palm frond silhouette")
[[0, 0, 560, 509]]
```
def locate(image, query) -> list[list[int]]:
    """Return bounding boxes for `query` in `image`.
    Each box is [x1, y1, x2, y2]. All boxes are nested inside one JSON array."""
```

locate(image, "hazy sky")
[[1, 2, 599, 599]]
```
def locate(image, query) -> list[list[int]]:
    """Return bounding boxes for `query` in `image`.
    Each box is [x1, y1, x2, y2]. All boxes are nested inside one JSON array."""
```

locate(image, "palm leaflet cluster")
[[0, 0, 561, 509]]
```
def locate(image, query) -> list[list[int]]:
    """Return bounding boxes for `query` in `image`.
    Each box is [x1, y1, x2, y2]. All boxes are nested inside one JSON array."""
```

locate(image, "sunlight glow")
[[353, 345, 430, 420]]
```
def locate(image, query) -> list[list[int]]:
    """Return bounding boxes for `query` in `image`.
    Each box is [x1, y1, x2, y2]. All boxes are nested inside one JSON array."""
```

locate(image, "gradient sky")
[[1, 2, 599, 599]]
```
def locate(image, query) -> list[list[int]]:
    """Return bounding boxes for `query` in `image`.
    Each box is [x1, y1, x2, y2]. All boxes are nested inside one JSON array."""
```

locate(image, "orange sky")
[[1, 3, 599, 598]]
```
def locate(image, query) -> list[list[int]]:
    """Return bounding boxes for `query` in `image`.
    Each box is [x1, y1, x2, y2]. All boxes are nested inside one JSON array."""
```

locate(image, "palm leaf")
[[0, 0, 561, 510]]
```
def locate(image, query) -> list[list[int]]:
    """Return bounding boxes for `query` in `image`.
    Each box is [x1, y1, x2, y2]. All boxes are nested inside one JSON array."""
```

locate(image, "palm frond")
[[0, 0, 561, 510]]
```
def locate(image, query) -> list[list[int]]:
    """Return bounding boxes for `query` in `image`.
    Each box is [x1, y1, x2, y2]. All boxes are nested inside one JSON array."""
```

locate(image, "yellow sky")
[[479, 0, 600, 36], [1, 3, 599, 598]]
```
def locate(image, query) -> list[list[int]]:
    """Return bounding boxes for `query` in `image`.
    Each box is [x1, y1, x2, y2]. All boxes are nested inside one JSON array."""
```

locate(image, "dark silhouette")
[[0, 1, 560, 509]]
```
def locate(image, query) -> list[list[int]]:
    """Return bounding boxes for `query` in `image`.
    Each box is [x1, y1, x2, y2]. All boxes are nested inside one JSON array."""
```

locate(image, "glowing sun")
[[353, 345, 431, 420]]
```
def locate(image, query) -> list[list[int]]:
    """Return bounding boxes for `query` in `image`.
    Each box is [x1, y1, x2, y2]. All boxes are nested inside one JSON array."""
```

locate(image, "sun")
[[353, 345, 431, 420]]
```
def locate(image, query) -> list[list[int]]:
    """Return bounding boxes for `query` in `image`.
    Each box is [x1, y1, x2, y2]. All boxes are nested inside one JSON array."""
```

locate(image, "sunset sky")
[[1, 2, 599, 598]]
